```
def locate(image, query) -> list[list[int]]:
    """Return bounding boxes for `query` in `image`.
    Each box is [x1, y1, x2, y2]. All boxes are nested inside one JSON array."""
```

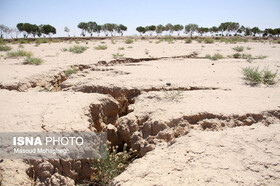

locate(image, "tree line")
[[136, 22, 280, 37], [0, 21, 279, 39]]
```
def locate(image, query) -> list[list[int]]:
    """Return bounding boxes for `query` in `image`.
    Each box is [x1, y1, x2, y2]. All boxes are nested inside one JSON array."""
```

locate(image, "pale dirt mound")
[[112, 123, 280, 186]]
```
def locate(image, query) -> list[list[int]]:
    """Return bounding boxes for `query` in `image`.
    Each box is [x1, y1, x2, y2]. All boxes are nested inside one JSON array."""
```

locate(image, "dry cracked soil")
[[0, 38, 280, 185]]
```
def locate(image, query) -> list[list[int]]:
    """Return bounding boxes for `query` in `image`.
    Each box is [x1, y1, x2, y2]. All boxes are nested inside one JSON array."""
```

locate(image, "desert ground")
[[0, 37, 279, 185]]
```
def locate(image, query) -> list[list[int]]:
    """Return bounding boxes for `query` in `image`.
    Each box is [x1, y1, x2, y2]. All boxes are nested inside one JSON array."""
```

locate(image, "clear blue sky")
[[0, 0, 279, 37]]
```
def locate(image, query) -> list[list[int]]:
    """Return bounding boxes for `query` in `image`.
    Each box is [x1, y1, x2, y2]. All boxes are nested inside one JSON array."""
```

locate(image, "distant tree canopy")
[[77, 22, 127, 36], [16, 23, 56, 38], [5, 21, 280, 38]]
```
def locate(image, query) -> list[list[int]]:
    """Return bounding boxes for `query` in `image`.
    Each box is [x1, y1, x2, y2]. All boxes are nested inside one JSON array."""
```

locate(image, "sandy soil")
[[0, 38, 279, 185]]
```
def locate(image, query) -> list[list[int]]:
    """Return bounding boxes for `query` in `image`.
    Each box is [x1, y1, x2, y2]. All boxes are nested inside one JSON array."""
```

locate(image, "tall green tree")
[[87, 21, 97, 36], [117, 24, 127, 36], [251, 27, 261, 37], [136, 26, 146, 36], [185, 24, 198, 37], [165, 23, 174, 35], [173, 24, 183, 36], [156, 25, 164, 36], [78, 22, 88, 36]]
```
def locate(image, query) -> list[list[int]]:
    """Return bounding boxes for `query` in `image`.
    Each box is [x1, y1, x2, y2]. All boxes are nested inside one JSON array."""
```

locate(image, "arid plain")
[[0, 37, 279, 185]]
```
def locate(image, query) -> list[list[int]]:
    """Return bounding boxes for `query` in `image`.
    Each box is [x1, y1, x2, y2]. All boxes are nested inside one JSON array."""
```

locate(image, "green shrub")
[[118, 47, 125, 50], [111, 40, 116, 44], [232, 46, 244, 52], [246, 47, 252, 50], [75, 40, 80, 44], [7, 50, 33, 57], [64, 68, 78, 77], [0, 39, 6, 45], [163, 36, 174, 44], [185, 38, 192, 43], [18, 44, 24, 48], [112, 53, 124, 60], [90, 143, 137, 186], [145, 49, 149, 55], [23, 56, 43, 65], [233, 53, 242, 59], [35, 38, 48, 44], [0, 45, 12, 51], [18, 39, 30, 44], [69, 45, 88, 53], [61, 48, 68, 52], [164, 90, 183, 102], [204, 38, 214, 44], [205, 53, 223, 61], [95, 45, 108, 50], [242, 67, 262, 85], [155, 40, 161, 44], [242, 66, 278, 85], [125, 39, 133, 44], [255, 55, 267, 60], [262, 68, 278, 85], [127, 46, 133, 48], [196, 38, 203, 43]]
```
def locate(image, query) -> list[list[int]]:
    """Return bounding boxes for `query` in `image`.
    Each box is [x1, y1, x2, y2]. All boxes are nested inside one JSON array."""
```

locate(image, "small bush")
[[18, 39, 30, 44], [118, 47, 125, 50], [155, 40, 161, 44], [196, 38, 203, 43], [125, 39, 133, 44], [232, 46, 244, 52], [0, 45, 12, 51], [205, 53, 223, 61], [262, 68, 278, 85], [246, 47, 252, 50], [90, 142, 137, 186], [61, 48, 68, 52], [242, 66, 278, 85], [111, 40, 116, 44], [164, 90, 183, 102], [255, 55, 267, 60], [233, 53, 242, 59], [95, 45, 108, 50], [23, 56, 43, 65], [35, 38, 48, 44], [204, 38, 214, 44], [100, 41, 105, 44], [163, 36, 174, 44], [64, 68, 78, 77], [242, 67, 262, 85], [0, 39, 6, 45], [127, 46, 133, 48], [7, 50, 32, 57], [69, 45, 88, 54], [145, 49, 149, 55], [18, 44, 24, 48], [185, 38, 192, 44], [112, 53, 124, 60], [75, 40, 80, 44]]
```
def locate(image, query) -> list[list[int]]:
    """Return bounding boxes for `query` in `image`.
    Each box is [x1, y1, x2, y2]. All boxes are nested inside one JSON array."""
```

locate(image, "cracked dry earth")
[[0, 39, 280, 185]]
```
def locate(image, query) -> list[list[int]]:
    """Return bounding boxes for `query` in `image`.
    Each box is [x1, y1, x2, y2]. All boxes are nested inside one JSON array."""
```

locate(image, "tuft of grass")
[[127, 46, 133, 48], [204, 38, 214, 44], [233, 53, 242, 59], [111, 39, 116, 44], [18, 39, 30, 44], [246, 47, 252, 50], [35, 38, 48, 44], [0, 39, 7, 45], [242, 67, 262, 85], [69, 45, 88, 53], [163, 36, 174, 44], [242, 66, 278, 85], [145, 49, 149, 55], [196, 38, 203, 43], [7, 50, 33, 58], [75, 40, 80, 44], [118, 47, 125, 50], [164, 90, 183, 102], [255, 55, 267, 60], [112, 53, 125, 60], [64, 68, 78, 77], [18, 44, 24, 48], [155, 40, 161, 44], [61, 48, 68, 52], [95, 45, 108, 50], [185, 38, 192, 44], [100, 41, 106, 44], [23, 56, 43, 65], [262, 67, 278, 85], [90, 142, 137, 186], [125, 39, 133, 44], [232, 46, 244, 52], [205, 53, 223, 61], [0, 45, 12, 51]]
